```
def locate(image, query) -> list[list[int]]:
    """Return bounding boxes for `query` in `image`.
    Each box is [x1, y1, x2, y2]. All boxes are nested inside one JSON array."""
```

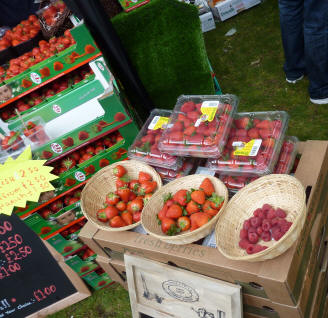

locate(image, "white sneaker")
[[286, 75, 304, 84], [310, 97, 328, 105]]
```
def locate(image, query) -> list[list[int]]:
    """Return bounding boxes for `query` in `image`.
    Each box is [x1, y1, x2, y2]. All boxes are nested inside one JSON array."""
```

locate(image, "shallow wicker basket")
[[215, 174, 306, 262], [141, 174, 228, 245], [80, 160, 162, 232]]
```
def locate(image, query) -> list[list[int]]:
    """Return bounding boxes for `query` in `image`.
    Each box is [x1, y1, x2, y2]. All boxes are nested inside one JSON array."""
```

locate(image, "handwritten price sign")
[[0, 147, 57, 215]]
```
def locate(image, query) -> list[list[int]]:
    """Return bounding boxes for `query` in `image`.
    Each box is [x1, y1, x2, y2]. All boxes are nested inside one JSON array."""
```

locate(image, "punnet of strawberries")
[[239, 203, 292, 255], [218, 136, 298, 193], [128, 109, 181, 170], [96, 165, 158, 228], [157, 178, 224, 235], [207, 111, 289, 176], [158, 95, 237, 158]]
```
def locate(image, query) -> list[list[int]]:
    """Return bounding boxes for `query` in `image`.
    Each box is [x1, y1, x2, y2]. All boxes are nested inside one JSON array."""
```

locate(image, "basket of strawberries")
[[80, 160, 162, 231], [141, 175, 228, 245], [215, 174, 306, 261]]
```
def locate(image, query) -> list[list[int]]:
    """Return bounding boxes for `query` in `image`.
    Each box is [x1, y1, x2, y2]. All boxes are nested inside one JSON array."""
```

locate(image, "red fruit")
[[171, 121, 184, 132], [110, 215, 127, 228], [161, 218, 179, 235], [261, 231, 272, 242], [173, 189, 189, 206], [190, 212, 210, 228], [78, 131, 89, 140], [281, 221, 292, 233], [169, 131, 184, 142], [113, 165, 126, 178], [105, 192, 120, 205], [191, 190, 205, 205], [40, 208, 52, 219], [199, 178, 215, 196], [276, 208, 287, 218], [253, 208, 262, 217], [84, 165, 95, 175], [253, 245, 268, 253], [99, 158, 110, 167], [246, 244, 255, 254], [184, 126, 196, 136], [158, 205, 168, 221], [262, 219, 271, 231], [128, 198, 143, 213], [240, 229, 248, 240], [114, 112, 126, 122], [116, 201, 126, 212], [259, 129, 271, 139], [250, 217, 262, 228], [177, 216, 191, 231], [272, 228, 284, 241], [97, 209, 108, 222], [256, 227, 263, 236], [247, 128, 259, 139], [104, 206, 119, 219], [256, 120, 273, 130], [235, 117, 252, 130], [248, 232, 259, 244], [138, 171, 152, 183], [235, 129, 248, 137], [248, 227, 257, 234], [117, 187, 130, 202], [181, 101, 196, 113], [133, 212, 141, 223], [42, 150, 53, 159], [50, 200, 63, 212], [186, 200, 199, 215], [266, 208, 276, 219], [166, 204, 183, 219], [139, 181, 157, 194], [239, 239, 250, 249], [129, 179, 140, 191], [187, 111, 200, 121], [258, 210, 267, 219], [262, 204, 272, 211], [116, 177, 129, 188], [121, 211, 133, 225], [243, 219, 251, 230], [62, 137, 74, 147], [68, 197, 79, 205], [64, 178, 76, 187]]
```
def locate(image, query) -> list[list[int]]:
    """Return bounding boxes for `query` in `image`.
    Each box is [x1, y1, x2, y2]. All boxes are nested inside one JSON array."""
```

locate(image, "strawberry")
[[209, 193, 224, 210], [61, 158, 75, 170], [181, 101, 196, 113], [247, 128, 259, 139], [184, 126, 196, 136], [50, 200, 63, 212], [169, 131, 184, 142], [97, 209, 108, 222], [258, 129, 272, 139], [121, 211, 133, 225], [117, 187, 130, 202], [177, 216, 191, 231], [157, 205, 168, 222], [64, 178, 76, 187], [127, 198, 143, 213], [171, 121, 184, 132], [62, 137, 74, 147], [113, 165, 126, 178], [116, 176, 130, 188], [191, 190, 205, 205], [95, 146, 104, 154], [128, 191, 137, 201], [139, 181, 157, 195], [99, 158, 110, 167], [256, 120, 273, 130], [105, 192, 120, 205], [190, 212, 210, 230], [78, 131, 89, 140], [138, 171, 152, 183], [84, 165, 95, 175], [235, 129, 248, 137], [235, 117, 252, 130], [166, 204, 182, 219], [133, 212, 141, 223], [42, 150, 53, 159], [199, 178, 215, 196], [110, 215, 126, 228], [173, 189, 189, 206], [262, 138, 275, 148], [116, 201, 126, 212], [104, 206, 119, 219], [186, 200, 199, 215], [187, 111, 200, 121], [161, 218, 179, 235], [129, 179, 140, 192]]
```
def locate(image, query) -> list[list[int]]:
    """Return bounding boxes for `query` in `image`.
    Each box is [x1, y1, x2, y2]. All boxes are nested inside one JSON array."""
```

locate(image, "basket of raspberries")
[[215, 174, 306, 261], [141, 175, 228, 244], [80, 160, 162, 231]]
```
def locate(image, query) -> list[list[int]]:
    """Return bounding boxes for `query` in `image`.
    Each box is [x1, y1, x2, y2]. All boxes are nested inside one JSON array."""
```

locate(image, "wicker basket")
[[215, 174, 306, 262], [141, 174, 228, 245], [80, 160, 162, 232]]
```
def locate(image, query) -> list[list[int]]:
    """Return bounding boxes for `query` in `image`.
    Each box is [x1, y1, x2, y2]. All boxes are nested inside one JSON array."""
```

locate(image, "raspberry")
[[239, 239, 249, 249], [256, 226, 263, 235], [258, 209, 267, 219], [262, 204, 272, 211], [248, 232, 259, 244], [243, 219, 251, 230], [246, 244, 255, 254], [267, 208, 276, 219], [253, 208, 262, 217], [271, 218, 279, 226], [240, 229, 248, 240], [276, 208, 287, 218], [272, 228, 283, 241], [248, 227, 257, 234], [253, 244, 268, 253], [277, 218, 287, 227], [261, 231, 271, 242], [250, 217, 262, 228], [281, 221, 292, 234], [262, 219, 271, 231]]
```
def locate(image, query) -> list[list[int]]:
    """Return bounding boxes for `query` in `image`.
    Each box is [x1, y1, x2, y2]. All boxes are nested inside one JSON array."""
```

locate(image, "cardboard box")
[[242, 0, 261, 10], [199, 11, 216, 32], [214, 0, 245, 21], [91, 141, 328, 306], [96, 255, 128, 290]]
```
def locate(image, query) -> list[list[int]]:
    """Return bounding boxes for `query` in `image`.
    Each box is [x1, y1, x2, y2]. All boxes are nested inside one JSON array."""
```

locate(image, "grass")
[[49, 0, 328, 316]]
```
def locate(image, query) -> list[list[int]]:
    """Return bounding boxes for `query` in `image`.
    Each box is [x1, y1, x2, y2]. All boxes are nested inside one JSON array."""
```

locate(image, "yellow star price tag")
[[0, 146, 58, 215]]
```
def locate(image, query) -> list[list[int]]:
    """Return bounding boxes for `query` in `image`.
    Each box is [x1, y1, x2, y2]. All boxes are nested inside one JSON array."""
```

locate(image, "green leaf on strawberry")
[[167, 224, 181, 236], [136, 141, 151, 154], [163, 193, 172, 203]]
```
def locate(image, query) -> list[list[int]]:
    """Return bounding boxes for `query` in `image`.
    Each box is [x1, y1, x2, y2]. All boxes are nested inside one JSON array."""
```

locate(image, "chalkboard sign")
[[0, 214, 77, 318]]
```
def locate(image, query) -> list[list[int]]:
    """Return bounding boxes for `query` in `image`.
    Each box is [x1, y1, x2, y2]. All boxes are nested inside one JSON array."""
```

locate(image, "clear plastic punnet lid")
[[158, 94, 238, 158], [217, 135, 298, 194], [207, 111, 289, 176], [128, 109, 182, 170]]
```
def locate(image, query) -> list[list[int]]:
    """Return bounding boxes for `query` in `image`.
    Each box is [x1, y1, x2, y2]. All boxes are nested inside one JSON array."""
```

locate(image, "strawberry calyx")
[[209, 193, 224, 208], [163, 193, 172, 203], [167, 224, 181, 236]]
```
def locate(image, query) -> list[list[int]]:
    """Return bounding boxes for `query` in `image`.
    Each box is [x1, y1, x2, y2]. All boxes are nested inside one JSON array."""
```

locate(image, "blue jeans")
[[279, 0, 328, 99]]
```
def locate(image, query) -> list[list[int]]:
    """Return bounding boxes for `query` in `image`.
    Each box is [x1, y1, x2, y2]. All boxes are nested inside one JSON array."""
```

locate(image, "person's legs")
[[279, 0, 305, 81], [304, 0, 328, 102]]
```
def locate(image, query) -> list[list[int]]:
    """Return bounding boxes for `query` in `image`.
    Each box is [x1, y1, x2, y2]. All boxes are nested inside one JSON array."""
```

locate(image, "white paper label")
[[30, 72, 42, 84], [52, 104, 62, 114], [233, 139, 262, 157], [75, 171, 86, 182], [50, 143, 63, 154], [148, 116, 169, 130]]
